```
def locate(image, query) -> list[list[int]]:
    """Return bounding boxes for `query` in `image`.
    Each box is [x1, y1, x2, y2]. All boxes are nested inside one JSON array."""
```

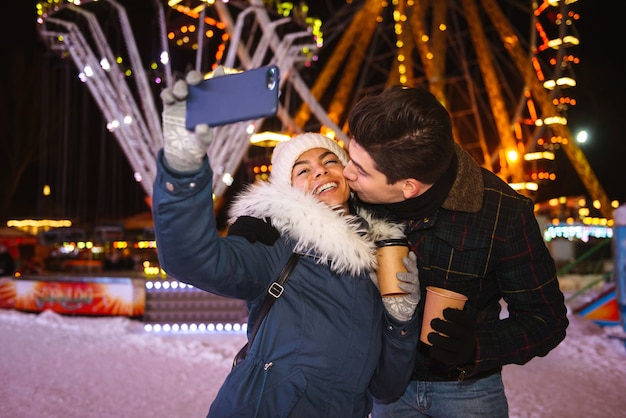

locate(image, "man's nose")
[[343, 162, 354, 180]]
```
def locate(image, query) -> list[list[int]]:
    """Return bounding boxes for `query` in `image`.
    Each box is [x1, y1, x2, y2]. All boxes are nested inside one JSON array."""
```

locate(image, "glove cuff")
[[382, 296, 418, 322], [163, 115, 208, 171]]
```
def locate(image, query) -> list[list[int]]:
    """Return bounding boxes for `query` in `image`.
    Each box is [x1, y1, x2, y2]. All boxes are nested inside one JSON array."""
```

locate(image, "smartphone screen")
[[185, 65, 280, 129]]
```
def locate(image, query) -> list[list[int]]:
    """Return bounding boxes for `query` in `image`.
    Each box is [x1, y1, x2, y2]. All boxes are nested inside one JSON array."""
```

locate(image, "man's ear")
[[401, 178, 423, 199]]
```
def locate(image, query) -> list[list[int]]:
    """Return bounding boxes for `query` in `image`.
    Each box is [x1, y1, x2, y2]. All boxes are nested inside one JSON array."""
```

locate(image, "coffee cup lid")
[[375, 238, 409, 247]]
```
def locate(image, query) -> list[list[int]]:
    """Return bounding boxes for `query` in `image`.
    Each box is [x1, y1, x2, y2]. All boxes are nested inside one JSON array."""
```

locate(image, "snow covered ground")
[[1, 290, 625, 418]]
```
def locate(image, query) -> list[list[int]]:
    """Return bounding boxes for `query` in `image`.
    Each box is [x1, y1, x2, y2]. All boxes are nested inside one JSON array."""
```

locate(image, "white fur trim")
[[228, 182, 405, 276]]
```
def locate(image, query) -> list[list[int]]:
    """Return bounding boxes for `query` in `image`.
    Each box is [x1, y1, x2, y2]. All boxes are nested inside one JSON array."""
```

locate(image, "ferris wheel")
[[36, 0, 612, 218], [294, 0, 610, 218], [37, 0, 333, 201]]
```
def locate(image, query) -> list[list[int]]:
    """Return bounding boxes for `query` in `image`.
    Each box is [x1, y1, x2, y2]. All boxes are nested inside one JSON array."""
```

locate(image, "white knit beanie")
[[270, 133, 349, 186]]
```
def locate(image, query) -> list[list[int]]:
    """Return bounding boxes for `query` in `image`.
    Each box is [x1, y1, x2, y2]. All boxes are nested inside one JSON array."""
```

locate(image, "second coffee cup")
[[375, 239, 410, 297], [420, 286, 468, 345]]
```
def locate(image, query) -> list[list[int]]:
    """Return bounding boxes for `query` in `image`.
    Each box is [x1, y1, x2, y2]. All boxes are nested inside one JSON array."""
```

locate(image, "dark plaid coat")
[[377, 145, 568, 381]]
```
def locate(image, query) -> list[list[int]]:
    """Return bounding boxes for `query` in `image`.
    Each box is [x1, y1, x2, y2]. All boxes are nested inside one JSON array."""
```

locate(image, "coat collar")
[[441, 143, 484, 213], [228, 181, 405, 276]]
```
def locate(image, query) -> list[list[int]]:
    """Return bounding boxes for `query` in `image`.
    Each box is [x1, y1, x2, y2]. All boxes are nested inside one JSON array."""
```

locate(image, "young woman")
[[152, 72, 421, 418]]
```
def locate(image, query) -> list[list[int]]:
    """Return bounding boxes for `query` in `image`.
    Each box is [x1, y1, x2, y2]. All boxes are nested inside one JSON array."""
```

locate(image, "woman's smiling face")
[[291, 148, 351, 211]]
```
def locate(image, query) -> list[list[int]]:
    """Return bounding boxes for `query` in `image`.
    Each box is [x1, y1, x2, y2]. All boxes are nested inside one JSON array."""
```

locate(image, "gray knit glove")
[[161, 67, 225, 171], [370, 251, 421, 322]]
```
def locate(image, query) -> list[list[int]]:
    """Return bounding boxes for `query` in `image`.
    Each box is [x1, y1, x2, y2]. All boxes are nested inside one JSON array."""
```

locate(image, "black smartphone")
[[185, 65, 280, 129]]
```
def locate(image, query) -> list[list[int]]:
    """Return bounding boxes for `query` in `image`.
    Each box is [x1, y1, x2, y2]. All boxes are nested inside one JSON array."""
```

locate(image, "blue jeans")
[[371, 373, 508, 418]]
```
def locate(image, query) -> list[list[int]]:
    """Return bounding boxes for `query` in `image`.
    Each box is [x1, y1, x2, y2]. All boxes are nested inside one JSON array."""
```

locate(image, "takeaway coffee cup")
[[375, 239, 410, 297], [420, 286, 468, 345]]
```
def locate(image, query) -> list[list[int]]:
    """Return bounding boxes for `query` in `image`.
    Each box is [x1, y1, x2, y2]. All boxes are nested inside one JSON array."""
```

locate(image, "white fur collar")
[[228, 181, 405, 276]]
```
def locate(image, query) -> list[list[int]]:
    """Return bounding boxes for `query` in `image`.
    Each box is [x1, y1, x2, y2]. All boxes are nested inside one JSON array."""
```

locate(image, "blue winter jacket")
[[152, 151, 421, 418]]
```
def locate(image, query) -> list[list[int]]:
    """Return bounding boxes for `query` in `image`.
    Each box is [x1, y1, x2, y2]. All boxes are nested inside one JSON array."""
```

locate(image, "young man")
[[343, 85, 569, 417]]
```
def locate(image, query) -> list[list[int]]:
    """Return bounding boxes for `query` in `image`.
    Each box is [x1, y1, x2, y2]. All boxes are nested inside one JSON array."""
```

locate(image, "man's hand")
[[371, 251, 421, 322], [161, 67, 225, 172], [428, 307, 477, 367]]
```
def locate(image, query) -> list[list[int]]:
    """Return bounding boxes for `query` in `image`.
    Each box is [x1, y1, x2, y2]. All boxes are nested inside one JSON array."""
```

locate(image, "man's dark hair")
[[347, 85, 455, 184]]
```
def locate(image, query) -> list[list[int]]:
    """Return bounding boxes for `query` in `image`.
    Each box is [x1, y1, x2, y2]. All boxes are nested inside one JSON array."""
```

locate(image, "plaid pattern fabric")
[[407, 169, 568, 380]]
